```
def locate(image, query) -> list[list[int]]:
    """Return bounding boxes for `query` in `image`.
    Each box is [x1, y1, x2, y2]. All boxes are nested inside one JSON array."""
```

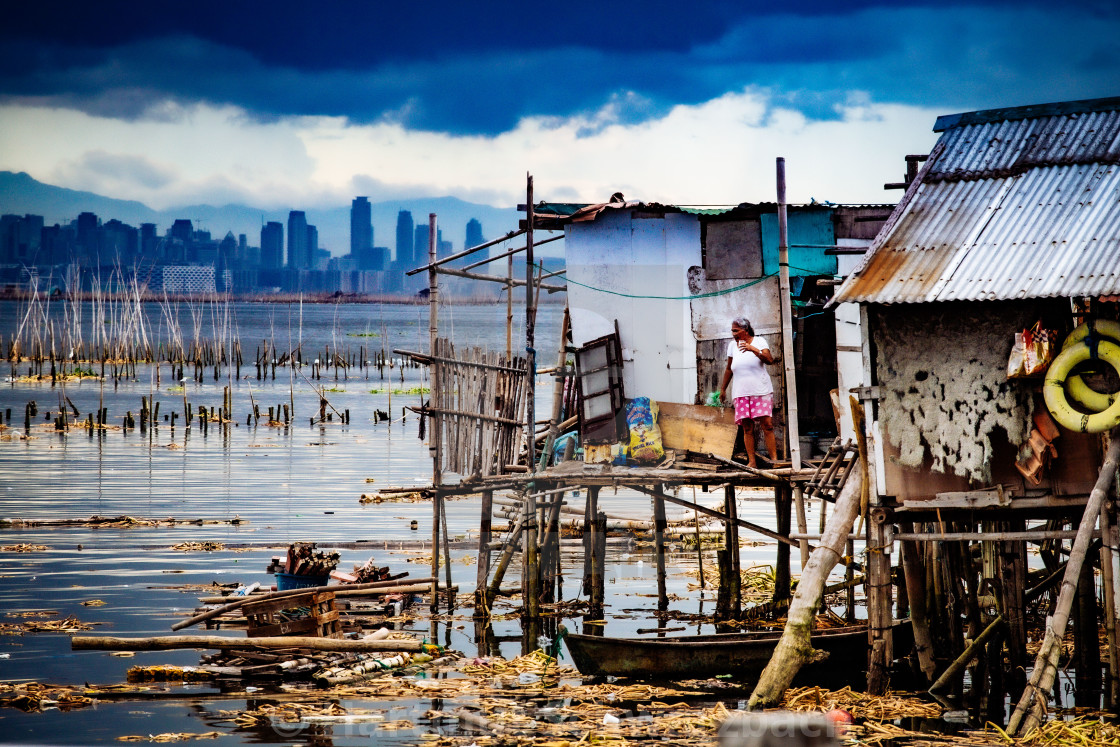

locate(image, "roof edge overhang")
[[934, 95, 1120, 132]]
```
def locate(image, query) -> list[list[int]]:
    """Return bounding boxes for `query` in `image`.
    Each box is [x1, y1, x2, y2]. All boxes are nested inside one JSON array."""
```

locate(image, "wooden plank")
[[655, 401, 738, 459], [900, 485, 1009, 510]]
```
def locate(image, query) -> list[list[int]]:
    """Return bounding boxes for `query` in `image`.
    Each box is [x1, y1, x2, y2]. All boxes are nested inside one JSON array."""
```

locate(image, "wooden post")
[[715, 549, 732, 621], [899, 523, 937, 682], [1074, 554, 1101, 705], [522, 496, 540, 619], [486, 509, 526, 609], [428, 212, 441, 612], [793, 485, 810, 570], [653, 487, 668, 611], [524, 174, 536, 469], [773, 484, 792, 607], [540, 488, 564, 604], [590, 509, 607, 614], [775, 157, 801, 470], [583, 486, 599, 596], [474, 490, 494, 615], [694, 487, 706, 591], [1101, 500, 1120, 708], [1008, 430, 1120, 735], [866, 507, 894, 695], [999, 518, 1028, 704], [724, 485, 741, 615]]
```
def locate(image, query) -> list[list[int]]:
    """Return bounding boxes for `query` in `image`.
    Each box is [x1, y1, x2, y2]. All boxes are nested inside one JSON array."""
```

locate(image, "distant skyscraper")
[[351, 197, 373, 257], [465, 218, 484, 265], [287, 211, 308, 269], [413, 224, 427, 265], [395, 210, 413, 267], [465, 219, 483, 251], [261, 222, 283, 269], [306, 224, 318, 267]]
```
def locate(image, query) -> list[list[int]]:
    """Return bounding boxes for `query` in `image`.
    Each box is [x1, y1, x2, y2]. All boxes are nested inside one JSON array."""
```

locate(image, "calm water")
[[0, 300, 820, 746]]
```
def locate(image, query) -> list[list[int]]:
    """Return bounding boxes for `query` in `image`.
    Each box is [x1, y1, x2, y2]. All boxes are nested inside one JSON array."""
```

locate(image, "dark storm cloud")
[[2, 1, 1119, 134]]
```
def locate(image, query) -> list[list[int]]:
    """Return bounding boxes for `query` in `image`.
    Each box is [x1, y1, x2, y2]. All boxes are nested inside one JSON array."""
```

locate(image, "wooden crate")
[[243, 590, 342, 639]]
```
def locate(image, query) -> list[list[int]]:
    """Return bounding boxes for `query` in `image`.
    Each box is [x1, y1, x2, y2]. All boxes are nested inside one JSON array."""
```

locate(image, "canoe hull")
[[564, 624, 900, 679]]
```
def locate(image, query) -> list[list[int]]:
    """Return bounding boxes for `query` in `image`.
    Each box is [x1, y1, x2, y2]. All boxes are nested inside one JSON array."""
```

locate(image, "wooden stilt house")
[[831, 96, 1120, 723]]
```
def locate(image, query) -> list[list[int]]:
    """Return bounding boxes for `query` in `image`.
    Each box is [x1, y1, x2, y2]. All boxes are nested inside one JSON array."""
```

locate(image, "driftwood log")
[[72, 635, 422, 652], [1007, 429, 1120, 736], [747, 460, 864, 708]]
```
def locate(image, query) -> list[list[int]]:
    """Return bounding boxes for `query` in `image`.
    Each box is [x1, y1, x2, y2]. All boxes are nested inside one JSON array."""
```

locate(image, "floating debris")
[[170, 541, 225, 552]]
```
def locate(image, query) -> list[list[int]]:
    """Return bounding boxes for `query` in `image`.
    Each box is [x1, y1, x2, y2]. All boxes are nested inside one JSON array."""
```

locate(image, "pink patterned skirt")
[[733, 394, 773, 424]]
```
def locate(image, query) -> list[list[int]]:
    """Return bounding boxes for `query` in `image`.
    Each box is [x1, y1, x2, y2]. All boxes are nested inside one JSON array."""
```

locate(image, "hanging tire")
[[1044, 338, 1120, 433], [1060, 320, 1120, 412]]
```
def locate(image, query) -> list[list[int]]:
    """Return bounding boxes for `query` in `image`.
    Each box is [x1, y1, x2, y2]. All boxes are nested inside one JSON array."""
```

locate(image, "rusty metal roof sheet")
[[834, 97, 1120, 304]]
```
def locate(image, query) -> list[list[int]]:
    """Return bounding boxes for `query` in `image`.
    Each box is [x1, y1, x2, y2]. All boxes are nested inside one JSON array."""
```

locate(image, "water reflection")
[[0, 301, 871, 745]]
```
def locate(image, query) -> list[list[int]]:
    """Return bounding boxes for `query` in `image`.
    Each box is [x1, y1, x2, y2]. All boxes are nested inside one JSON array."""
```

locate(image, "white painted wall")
[[833, 239, 886, 491], [566, 210, 700, 403]]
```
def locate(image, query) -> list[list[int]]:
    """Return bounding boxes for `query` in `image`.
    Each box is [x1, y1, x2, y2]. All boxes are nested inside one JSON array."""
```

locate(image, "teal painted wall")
[[760, 209, 837, 277]]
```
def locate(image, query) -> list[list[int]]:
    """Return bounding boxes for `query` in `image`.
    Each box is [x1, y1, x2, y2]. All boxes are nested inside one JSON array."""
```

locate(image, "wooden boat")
[[563, 622, 911, 679]]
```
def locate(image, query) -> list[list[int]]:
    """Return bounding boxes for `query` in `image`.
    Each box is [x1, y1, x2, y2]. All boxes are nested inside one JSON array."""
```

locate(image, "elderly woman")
[[718, 316, 777, 468]]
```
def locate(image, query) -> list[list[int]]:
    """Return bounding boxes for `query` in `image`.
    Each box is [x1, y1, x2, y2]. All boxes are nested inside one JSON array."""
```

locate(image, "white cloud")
[[0, 90, 941, 212]]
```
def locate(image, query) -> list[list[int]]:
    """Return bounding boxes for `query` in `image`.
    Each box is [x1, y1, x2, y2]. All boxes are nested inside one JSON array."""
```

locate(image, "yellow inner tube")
[[1060, 320, 1120, 412], [1044, 338, 1120, 434]]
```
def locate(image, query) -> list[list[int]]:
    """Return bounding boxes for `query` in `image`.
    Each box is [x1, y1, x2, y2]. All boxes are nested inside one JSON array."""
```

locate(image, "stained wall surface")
[[874, 302, 1036, 484]]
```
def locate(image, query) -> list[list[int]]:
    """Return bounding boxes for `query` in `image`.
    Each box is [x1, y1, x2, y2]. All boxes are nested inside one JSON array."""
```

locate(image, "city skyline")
[[2, 2, 1118, 216], [0, 177, 499, 297]]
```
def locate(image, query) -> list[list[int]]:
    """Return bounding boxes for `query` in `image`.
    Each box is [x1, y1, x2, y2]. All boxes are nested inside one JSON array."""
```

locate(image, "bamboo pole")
[[899, 522, 937, 681], [928, 615, 1005, 693], [1103, 500, 1120, 707], [428, 213, 441, 612], [1008, 429, 1120, 736], [775, 157, 801, 470], [522, 495, 540, 618], [524, 174, 536, 469], [74, 635, 421, 653], [475, 490, 494, 615], [653, 488, 668, 611]]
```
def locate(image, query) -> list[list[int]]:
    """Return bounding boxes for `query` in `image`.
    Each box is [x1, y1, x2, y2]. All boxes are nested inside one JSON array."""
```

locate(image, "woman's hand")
[[737, 340, 755, 354]]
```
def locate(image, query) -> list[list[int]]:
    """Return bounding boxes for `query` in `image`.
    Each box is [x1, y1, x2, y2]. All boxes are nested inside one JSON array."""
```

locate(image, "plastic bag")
[[1023, 325, 1055, 376], [625, 397, 664, 464], [1008, 322, 1056, 379], [704, 391, 722, 407]]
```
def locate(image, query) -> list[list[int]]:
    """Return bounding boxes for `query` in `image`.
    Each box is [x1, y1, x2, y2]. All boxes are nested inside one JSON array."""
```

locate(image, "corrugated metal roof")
[[834, 97, 1120, 304]]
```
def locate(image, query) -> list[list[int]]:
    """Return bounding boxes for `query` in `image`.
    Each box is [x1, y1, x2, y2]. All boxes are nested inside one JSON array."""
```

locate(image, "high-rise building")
[[415, 224, 443, 263], [465, 218, 483, 252], [351, 197, 373, 257], [140, 223, 158, 258], [465, 218, 484, 267], [287, 211, 308, 269], [261, 221, 283, 269], [306, 224, 319, 268], [395, 210, 413, 267]]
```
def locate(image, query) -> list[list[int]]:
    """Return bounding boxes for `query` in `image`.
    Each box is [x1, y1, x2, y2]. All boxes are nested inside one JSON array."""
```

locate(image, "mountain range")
[[0, 171, 527, 258]]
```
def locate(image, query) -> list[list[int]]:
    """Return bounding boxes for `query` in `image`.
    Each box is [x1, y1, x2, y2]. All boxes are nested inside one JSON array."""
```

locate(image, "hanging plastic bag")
[[1008, 322, 1056, 379], [1023, 324, 1056, 376]]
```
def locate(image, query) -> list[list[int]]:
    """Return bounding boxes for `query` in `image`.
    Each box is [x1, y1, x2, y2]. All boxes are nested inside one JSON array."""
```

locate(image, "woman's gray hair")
[[732, 316, 754, 336]]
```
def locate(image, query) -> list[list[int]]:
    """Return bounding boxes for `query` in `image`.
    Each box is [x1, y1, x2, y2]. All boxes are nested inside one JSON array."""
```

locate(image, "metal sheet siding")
[[834, 107, 1120, 305]]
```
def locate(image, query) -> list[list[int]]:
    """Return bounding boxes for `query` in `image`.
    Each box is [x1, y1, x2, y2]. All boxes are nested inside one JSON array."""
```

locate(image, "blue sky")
[[1, 0, 1118, 221]]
